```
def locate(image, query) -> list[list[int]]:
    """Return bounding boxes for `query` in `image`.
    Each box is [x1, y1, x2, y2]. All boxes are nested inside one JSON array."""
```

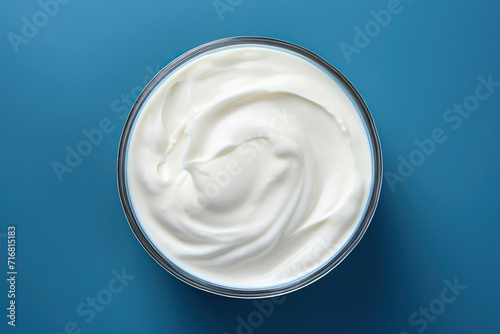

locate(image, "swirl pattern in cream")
[[126, 45, 373, 288]]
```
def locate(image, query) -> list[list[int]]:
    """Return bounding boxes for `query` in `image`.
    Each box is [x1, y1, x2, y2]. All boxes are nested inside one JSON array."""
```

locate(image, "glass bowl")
[[117, 36, 383, 298]]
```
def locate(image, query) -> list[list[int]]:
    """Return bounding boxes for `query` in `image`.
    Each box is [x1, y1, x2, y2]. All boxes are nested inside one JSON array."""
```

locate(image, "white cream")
[[126, 45, 373, 289]]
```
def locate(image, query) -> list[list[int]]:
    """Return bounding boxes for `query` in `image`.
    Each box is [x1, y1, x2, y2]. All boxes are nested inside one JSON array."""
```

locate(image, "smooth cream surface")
[[126, 46, 373, 288]]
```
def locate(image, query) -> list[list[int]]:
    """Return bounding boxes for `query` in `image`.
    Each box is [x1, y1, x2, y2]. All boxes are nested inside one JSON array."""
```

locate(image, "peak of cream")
[[126, 45, 373, 289]]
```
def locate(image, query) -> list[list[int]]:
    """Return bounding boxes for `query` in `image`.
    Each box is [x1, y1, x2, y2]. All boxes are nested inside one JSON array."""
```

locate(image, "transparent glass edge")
[[116, 36, 383, 299]]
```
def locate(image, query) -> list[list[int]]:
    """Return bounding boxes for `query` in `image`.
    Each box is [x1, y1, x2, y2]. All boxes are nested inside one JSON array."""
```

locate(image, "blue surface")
[[1, 0, 499, 333]]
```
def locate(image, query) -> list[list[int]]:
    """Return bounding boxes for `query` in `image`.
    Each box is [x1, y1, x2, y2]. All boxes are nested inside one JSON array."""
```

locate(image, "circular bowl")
[[117, 36, 383, 298]]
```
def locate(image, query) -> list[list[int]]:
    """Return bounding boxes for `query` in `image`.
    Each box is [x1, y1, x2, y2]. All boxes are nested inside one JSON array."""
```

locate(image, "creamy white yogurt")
[[125, 45, 374, 289]]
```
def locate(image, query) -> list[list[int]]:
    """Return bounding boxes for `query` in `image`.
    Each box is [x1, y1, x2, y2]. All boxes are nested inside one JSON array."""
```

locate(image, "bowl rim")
[[117, 36, 383, 299]]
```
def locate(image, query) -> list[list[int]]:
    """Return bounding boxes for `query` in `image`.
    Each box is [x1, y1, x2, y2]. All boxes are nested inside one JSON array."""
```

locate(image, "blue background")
[[1, 0, 499, 333]]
